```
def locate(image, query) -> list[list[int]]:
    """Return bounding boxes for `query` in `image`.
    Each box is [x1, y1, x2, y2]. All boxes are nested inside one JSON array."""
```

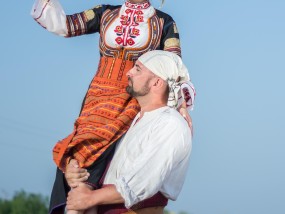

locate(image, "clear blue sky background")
[[0, 0, 284, 213]]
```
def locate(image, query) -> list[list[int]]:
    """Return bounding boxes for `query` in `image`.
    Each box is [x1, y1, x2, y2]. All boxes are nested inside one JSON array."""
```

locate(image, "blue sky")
[[0, 0, 284, 213]]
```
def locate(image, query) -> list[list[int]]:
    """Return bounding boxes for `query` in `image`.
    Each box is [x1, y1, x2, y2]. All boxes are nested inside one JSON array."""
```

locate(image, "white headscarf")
[[138, 50, 195, 109]]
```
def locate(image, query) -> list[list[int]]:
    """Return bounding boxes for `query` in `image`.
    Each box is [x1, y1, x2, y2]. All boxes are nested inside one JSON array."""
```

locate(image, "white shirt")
[[103, 106, 192, 208]]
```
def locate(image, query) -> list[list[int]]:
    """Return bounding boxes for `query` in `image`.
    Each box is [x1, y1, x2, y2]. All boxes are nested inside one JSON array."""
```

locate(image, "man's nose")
[[126, 68, 133, 77]]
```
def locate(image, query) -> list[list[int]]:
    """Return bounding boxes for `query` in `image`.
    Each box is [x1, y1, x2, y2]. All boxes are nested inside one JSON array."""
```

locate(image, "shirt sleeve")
[[114, 115, 192, 208], [65, 5, 108, 37], [31, 0, 111, 37], [160, 14, 182, 57], [31, 0, 68, 36]]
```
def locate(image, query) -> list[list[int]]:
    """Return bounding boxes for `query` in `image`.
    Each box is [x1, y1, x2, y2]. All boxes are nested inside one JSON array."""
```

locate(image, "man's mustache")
[[128, 77, 133, 84]]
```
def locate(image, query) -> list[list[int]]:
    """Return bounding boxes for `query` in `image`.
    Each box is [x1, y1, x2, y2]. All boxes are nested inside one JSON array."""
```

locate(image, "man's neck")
[[137, 98, 167, 118]]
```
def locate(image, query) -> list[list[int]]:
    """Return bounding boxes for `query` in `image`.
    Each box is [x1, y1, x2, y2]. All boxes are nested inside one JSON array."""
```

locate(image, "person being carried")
[[65, 50, 193, 214]]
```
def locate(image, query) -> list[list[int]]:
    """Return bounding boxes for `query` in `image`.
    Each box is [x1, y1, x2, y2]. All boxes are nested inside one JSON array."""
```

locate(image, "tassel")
[[159, 0, 165, 8], [159, 0, 164, 9]]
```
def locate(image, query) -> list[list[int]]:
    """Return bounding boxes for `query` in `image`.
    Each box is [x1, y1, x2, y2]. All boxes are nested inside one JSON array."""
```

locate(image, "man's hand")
[[66, 183, 94, 211], [178, 102, 193, 135], [65, 159, 89, 188]]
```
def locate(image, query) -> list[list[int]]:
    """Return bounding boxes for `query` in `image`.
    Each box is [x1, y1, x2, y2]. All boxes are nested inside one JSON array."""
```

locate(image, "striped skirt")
[[52, 56, 140, 171]]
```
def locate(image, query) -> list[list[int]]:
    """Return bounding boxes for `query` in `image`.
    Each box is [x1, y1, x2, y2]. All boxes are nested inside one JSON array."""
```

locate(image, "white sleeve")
[[115, 116, 192, 208], [31, 0, 68, 36]]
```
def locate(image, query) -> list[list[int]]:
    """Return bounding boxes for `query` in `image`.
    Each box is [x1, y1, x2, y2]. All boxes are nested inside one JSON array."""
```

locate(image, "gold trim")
[[173, 22, 179, 34], [84, 10, 95, 22], [164, 38, 180, 48]]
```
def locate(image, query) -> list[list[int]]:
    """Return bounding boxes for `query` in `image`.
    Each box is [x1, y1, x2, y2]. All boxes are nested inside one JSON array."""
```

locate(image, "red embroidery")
[[125, 0, 150, 9], [114, 26, 123, 34], [115, 37, 123, 45], [127, 38, 135, 45], [131, 28, 140, 37], [114, 2, 147, 46], [182, 88, 191, 103]]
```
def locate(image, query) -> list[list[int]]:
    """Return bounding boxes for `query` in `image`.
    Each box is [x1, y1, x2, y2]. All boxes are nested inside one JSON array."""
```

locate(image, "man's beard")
[[126, 77, 152, 97]]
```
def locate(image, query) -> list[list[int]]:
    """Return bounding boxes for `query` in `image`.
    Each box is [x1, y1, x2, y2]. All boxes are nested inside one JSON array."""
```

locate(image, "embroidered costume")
[[32, 0, 182, 172]]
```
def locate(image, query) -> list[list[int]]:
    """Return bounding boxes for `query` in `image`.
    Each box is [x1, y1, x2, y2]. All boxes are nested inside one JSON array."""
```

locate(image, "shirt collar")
[[137, 106, 169, 118], [125, 0, 151, 9]]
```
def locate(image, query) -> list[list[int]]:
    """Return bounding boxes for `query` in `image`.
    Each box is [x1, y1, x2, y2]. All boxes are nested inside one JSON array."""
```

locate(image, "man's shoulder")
[[158, 107, 189, 130], [155, 107, 192, 150], [160, 107, 185, 121]]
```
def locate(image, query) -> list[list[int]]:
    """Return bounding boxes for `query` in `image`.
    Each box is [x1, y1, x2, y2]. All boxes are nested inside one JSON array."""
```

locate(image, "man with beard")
[[65, 50, 194, 214]]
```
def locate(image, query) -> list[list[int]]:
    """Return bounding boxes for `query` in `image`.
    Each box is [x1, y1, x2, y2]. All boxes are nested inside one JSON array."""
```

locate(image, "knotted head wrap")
[[138, 50, 195, 109]]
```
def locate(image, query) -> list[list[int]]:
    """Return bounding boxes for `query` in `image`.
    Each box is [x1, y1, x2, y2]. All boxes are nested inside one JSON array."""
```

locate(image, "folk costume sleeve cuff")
[[31, 0, 68, 36]]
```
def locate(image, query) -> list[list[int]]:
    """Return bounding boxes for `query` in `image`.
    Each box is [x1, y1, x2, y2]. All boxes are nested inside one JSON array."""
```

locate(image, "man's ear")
[[153, 78, 164, 88], [152, 78, 168, 97]]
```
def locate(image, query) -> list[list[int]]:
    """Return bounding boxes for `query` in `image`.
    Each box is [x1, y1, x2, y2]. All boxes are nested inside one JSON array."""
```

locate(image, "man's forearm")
[[67, 184, 125, 210], [92, 185, 125, 205]]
